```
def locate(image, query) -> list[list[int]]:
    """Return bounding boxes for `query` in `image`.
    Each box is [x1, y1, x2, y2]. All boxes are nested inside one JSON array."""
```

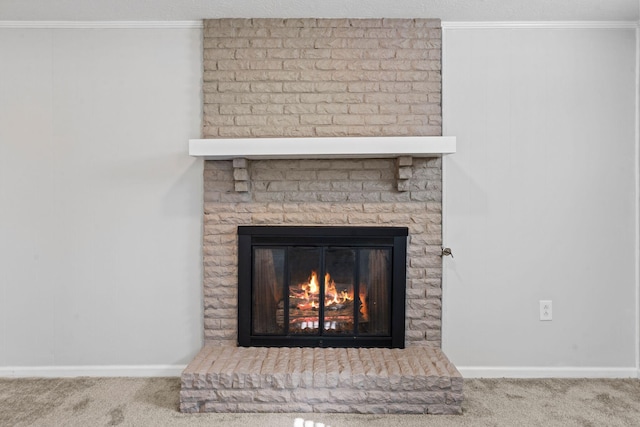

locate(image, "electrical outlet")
[[540, 300, 552, 321]]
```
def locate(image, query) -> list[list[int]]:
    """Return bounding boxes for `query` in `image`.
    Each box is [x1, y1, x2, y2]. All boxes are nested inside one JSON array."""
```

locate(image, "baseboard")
[[458, 366, 640, 379], [441, 21, 639, 29], [0, 21, 203, 29], [2, 364, 638, 379], [0, 364, 187, 378]]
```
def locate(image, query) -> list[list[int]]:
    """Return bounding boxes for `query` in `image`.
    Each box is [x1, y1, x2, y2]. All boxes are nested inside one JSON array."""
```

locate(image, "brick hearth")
[[181, 346, 462, 414]]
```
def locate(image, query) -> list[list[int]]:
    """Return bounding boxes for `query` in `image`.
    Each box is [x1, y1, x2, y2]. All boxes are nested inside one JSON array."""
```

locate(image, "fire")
[[359, 286, 368, 321], [295, 270, 354, 310], [310, 272, 319, 293], [325, 273, 350, 305], [301, 271, 320, 299], [289, 269, 370, 332]]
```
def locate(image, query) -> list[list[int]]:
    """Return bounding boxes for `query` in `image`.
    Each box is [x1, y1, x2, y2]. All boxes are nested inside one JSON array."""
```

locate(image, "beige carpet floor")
[[1, 377, 640, 426]]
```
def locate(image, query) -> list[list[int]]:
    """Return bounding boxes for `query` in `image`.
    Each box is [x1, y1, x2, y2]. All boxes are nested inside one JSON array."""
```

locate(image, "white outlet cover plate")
[[540, 300, 552, 321]]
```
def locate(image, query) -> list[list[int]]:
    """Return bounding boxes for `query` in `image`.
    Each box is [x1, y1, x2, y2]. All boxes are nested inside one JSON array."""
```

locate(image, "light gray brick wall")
[[201, 18, 443, 348], [203, 158, 442, 347], [203, 18, 441, 138]]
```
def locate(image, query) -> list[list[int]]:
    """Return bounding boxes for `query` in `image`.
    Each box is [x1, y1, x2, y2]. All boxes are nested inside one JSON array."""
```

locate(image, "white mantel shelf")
[[189, 136, 456, 160]]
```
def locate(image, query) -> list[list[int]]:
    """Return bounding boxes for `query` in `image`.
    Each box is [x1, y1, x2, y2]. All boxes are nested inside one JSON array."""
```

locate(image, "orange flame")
[[309, 271, 319, 294], [359, 286, 368, 321], [295, 270, 356, 310], [301, 271, 320, 300], [325, 272, 353, 306]]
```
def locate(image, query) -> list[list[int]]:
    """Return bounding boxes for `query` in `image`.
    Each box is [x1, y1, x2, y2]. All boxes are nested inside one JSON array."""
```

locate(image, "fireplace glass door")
[[238, 226, 407, 348]]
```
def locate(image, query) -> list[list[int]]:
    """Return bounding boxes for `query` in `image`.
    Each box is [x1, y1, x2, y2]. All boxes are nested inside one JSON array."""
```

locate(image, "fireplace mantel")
[[189, 136, 456, 160]]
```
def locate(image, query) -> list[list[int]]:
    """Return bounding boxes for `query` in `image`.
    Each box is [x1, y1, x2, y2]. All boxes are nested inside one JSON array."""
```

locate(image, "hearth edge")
[[180, 345, 463, 415]]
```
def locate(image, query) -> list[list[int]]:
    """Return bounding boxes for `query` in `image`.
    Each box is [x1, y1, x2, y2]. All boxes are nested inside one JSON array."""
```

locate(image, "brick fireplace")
[[180, 18, 463, 415]]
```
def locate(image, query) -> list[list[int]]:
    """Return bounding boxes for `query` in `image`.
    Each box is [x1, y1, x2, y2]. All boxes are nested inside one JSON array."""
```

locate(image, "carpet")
[[1, 377, 639, 426]]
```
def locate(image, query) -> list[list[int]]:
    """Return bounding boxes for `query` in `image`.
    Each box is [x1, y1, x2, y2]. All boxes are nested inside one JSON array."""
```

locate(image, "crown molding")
[[0, 20, 635, 30], [0, 21, 203, 29], [442, 21, 639, 30]]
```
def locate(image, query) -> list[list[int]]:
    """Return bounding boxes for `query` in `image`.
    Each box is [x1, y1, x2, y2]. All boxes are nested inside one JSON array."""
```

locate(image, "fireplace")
[[180, 17, 464, 416], [237, 226, 408, 348]]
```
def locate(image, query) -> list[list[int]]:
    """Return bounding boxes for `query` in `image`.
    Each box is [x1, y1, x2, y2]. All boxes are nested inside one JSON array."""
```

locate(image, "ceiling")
[[0, 0, 638, 22]]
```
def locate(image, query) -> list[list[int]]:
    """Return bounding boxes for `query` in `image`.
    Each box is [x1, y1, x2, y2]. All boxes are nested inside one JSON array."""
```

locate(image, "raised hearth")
[[180, 346, 463, 414]]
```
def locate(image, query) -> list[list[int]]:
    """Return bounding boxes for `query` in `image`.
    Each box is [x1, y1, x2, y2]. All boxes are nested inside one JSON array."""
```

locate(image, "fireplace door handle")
[[441, 247, 454, 258]]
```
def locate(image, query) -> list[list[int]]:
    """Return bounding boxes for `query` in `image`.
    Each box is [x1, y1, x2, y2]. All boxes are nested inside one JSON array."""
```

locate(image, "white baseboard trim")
[[0, 364, 187, 378], [2, 364, 637, 379], [0, 21, 203, 29], [458, 366, 640, 379], [442, 21, 639, 30]]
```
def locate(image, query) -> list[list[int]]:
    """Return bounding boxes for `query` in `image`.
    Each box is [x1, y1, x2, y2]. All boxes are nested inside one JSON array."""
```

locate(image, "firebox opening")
[[238, 226, 408, 348]]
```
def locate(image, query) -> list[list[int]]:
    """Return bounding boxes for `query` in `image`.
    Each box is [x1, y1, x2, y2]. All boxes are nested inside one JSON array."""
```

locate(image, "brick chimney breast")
[[201, 18, 443, 348]]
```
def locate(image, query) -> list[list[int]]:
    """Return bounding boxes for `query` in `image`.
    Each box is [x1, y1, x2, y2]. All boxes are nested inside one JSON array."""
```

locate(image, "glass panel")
[[323, 248, 356, 334], [288, 248, 321, 334], [251, 244, 394, 339], [358, 248, 391, 335], [252, 247, 285, 335]]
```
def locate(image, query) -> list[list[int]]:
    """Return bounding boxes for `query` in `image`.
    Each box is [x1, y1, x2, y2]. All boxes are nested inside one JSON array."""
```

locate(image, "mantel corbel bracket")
[[396, 156, 413, 192], [232, 158, 249, 192]]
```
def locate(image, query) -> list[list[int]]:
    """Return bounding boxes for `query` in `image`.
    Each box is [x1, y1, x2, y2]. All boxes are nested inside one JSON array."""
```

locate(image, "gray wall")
[[0, 27, 203, 372], [442, 26, 638, 375], [0, 23, 638, 376]]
